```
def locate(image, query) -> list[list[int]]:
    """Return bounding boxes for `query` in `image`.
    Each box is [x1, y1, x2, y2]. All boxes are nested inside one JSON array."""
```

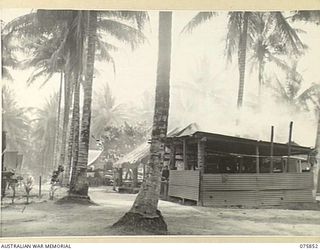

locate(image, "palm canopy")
[[182, 11, 304, 62], [2, 85, 31, 151], [1, 20, 20, 81], [91, 83, 134, 138], [270, 61, 320, 112], [4, 10, 148, 86], [291, 10, 320, 25], [226, 12, 305, 63], [31, 93, 59, 144]]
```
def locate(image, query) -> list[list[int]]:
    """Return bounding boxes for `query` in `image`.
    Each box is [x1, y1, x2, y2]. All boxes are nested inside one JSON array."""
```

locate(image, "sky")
[[1, 9, 320, 147]]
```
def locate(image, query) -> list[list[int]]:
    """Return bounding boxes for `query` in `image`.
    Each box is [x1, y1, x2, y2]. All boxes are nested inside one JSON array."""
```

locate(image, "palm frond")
[[98, 19, 147, 50], [181, 12, 217, 34], [225, 12, 242, 63], [100, 11, 149, 30], [271, 12, 304, 55], [291, 10, 320, 25], [268, 54, 291, 72]]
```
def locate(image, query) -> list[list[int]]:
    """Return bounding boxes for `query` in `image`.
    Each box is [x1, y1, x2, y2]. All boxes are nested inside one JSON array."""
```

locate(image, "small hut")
[[164, 123, 315, 207], [113, 142, 150, 192], [86, 149, 105, 186]]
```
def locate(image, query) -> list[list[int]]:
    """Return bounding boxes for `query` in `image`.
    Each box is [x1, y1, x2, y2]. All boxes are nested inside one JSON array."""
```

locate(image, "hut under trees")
[[165, 123, 316, 207]]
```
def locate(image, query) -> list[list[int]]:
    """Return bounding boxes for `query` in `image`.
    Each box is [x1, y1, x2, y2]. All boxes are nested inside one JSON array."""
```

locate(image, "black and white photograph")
[[1, 6, 320, 238]]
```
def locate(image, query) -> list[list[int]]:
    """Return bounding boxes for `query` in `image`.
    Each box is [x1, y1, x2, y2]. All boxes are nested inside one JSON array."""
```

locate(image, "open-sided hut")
[[165, 123, 315, 207], [113, 142, 150, 191]]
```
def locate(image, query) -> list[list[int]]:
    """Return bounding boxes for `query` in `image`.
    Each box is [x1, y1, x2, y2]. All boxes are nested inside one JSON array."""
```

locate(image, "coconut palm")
[[112, 11, 172, 234], [91, 83, 133, 138], [1, 20, 19, 81], [1, 85, 30, 152], [248, 13, 304, 102], [291, 10, 320, 25], [4, 10, 148, 190], [290, 10, 320, 195], [68, 10, 98, 197], [32, 93, 59, 175], [182, 11, 304, 108], [270, 61, 318, 112]]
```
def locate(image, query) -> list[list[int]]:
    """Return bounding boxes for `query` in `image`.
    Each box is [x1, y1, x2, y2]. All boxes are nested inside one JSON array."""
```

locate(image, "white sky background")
[[1, 9, 320, 147]]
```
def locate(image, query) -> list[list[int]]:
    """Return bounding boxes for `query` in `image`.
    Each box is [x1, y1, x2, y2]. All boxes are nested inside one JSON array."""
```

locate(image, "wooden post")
[[38, 176, 42, 198], [256, 144, 260, 174], [197, 137, 206, 206], [239, 157, 243, 173], [143, 164, 146, 181], [169, 144, 176, 170], [183, 139, 188, 170], [287, 121, 293, 172], [132, 167, 138, 188], [270, 126, 274, 173], [119, 168, 123, 186]]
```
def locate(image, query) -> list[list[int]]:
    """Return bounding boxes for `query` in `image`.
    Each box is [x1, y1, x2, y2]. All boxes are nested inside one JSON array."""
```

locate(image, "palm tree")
[[248, 13, 302, 102], [32, 93, 59, 175], [2, 85, 30, 152], [270, 61, 317, 112], [91, 83, 133, 138], [68, 10, 98, 198], [1, 20, 19, 81], [290, 10, 320, 195], [4, 10, 148, 189], [291, 10, 320, 25], [182, 11, 304, 108], [112, 11, 172, 234]]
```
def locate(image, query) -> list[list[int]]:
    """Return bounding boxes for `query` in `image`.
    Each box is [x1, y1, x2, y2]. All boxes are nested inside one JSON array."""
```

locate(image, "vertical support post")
[[287, 121, 293, 173], [39, 176, 42, 199], [239, 157, 243, 173], [256, 144, 260, 174], [132, 167, 138, 188], [270, 126, 274, 173], [118, 168, 123, 187], [169, 144, 176, 170], [197, 137, 206, 206], [143, 164, 146, 181], [183, 139, 188, 170]]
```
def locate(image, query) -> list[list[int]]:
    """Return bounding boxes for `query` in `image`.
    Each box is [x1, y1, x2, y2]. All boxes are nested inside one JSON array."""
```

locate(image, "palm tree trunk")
[[70, 10, 97, 197], [236, 12, 249, 109], [112, 11, 172, 234], [258, 60, 264, 108], [53, 71, 63, 169], [313, 109, 320, 196], [68, 74, 81, 189], [58, 70, 72, 169]]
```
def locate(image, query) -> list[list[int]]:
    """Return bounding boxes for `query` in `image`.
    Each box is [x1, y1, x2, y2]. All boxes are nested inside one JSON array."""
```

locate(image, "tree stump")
[[111, 210, 167, 235]]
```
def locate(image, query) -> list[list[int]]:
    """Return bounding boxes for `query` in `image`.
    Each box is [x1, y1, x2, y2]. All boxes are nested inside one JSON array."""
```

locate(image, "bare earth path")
[[1, 186, 320, 237]]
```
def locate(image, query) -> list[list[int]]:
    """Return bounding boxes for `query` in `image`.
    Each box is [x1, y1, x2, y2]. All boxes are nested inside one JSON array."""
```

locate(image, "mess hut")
[[164, 123, 316, 207]]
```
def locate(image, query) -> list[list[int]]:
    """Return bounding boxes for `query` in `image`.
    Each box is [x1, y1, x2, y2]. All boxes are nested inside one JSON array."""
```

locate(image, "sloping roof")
[[114, 142, 150, 167], [88, 150, 103, 166], [167, 122, 200, 137], [165, 124, 312, 156]]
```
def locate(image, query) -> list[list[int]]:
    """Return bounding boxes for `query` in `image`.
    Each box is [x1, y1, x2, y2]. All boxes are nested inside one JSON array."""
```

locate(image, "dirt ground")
[[1, 185, 320, 237]]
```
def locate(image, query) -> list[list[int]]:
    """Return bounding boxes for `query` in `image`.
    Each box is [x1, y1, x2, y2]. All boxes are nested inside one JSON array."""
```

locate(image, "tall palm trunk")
[[258, 60, 264, 108], [67, 74, 81, 189], [112, 11, 172, 234], [58, 69, 72, 169], [53, 71, 63, 168], [70, 10, 97, 197], [236, 12, 249, 109], [314, 109, 320, 195]]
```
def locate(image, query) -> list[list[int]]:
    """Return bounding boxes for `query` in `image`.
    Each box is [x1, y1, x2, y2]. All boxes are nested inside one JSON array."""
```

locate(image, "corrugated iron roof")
[[114, 142, 150, 167], [88, 150, 103, 166]]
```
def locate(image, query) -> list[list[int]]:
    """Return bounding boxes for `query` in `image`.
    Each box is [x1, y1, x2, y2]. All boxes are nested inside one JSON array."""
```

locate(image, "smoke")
[[168, 57, 317, 148]]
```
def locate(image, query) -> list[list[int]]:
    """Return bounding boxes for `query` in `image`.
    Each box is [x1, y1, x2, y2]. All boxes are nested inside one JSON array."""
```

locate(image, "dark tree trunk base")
[[111, 210, 167, 235], [56, 194, 97, 205]]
